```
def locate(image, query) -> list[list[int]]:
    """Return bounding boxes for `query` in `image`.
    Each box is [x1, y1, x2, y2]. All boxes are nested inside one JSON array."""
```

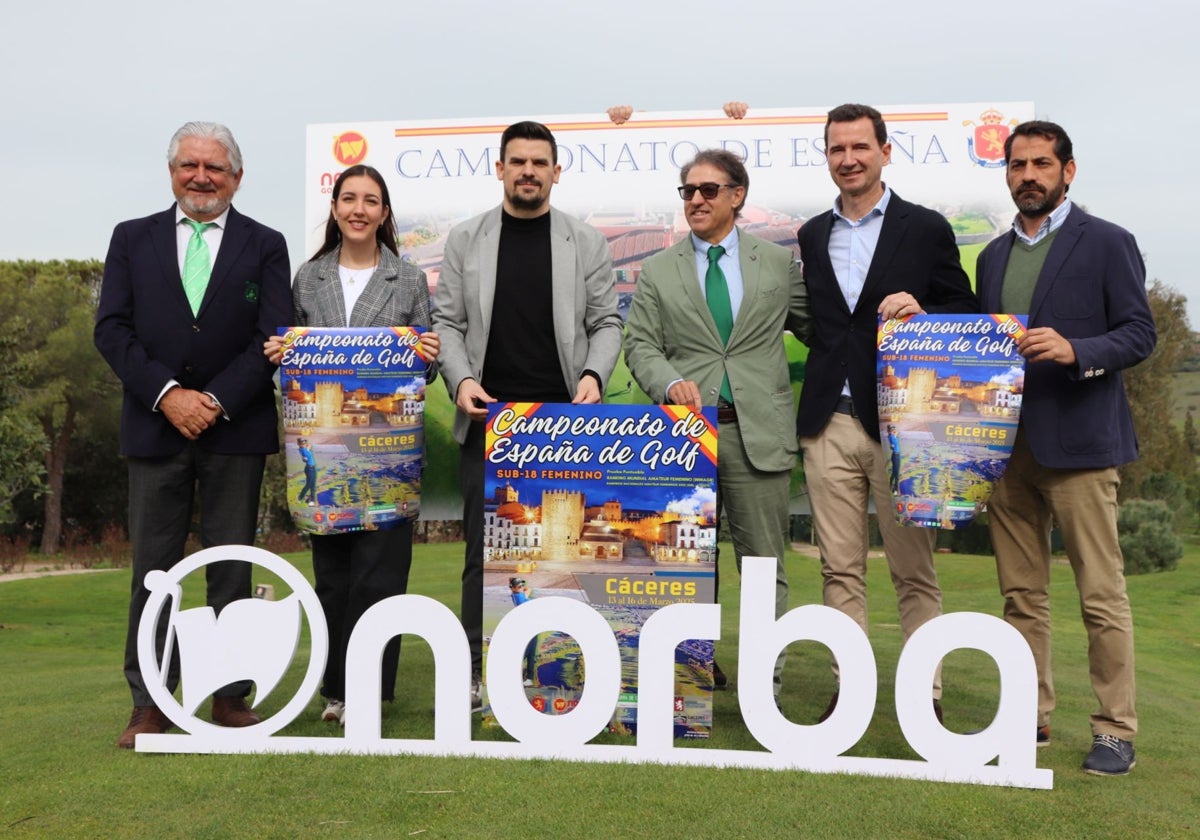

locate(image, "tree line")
[[0, 260, 1192, 573]]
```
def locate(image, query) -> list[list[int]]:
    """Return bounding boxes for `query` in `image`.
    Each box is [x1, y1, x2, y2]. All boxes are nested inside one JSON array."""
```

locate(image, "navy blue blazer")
[[94, 205, 292, 457], [796, 191, 978, 440], [976, 204, 1155, 470]]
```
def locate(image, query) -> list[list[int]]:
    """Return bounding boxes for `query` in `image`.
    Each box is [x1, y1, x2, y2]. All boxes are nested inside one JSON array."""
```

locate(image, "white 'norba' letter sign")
[[136, 546, 1052, 789]]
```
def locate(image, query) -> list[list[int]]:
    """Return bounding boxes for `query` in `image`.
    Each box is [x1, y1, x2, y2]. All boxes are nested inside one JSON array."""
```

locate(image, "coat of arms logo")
[[964, 108, 1019, 168]]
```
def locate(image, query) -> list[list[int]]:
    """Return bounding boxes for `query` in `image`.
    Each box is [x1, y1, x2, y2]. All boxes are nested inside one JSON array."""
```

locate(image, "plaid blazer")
[[291, 245, 431, 330]]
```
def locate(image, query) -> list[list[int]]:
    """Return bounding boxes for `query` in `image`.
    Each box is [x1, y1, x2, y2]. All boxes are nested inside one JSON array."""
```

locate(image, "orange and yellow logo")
[[332, 131, 368, 167]]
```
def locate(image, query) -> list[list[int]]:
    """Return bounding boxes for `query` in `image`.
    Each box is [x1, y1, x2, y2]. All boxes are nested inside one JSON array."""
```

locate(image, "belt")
[[834, 395, 857, 417], [717, 403, 738, 424]]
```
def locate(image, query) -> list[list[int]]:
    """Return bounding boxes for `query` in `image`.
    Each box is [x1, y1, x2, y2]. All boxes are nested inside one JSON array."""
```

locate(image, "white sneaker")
[[523, 678, 533, 687], [321, 699, 345, 723]]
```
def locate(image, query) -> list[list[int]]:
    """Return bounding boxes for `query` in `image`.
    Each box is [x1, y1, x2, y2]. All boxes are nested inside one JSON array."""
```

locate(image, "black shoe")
[[933, 699, 944, 724], [817, 691, 839, 723], [1082, 734, 1135, 776], [1036, 725, 1051, 747], [470, 673, 483, 713], [713, 660, 728, 690]]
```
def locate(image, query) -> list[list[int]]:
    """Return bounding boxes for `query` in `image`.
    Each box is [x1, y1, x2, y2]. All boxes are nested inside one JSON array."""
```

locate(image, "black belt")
[[834, 396, 857, 417], [717, 403, 738, 424]]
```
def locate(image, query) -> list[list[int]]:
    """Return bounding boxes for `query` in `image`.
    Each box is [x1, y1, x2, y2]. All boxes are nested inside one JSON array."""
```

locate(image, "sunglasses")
[[677, 182, 737, 201]]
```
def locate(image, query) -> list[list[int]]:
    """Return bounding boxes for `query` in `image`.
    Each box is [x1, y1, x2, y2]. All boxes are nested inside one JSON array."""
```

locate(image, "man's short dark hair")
[[500, 121, 558, 165], [824, 103, 888, 147], [1005, 120, 1074, 165], [680, 149, 749, 217]]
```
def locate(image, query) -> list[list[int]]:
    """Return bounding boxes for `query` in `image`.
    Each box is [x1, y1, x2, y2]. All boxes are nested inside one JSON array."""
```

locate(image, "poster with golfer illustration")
[[277, 326, 432, 534], [877, 314, 1028, 528]]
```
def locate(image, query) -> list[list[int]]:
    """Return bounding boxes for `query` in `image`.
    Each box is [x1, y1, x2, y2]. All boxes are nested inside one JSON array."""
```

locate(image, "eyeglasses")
[[677, 182, 738, 201]]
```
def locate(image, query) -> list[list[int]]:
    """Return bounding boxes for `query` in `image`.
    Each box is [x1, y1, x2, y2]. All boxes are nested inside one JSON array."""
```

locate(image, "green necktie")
[[182, 219, 214, 316], [705, 245, 734, 404]]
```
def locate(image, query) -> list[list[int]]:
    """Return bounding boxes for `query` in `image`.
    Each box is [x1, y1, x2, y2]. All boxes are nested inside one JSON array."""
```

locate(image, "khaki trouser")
[[988, 431, 1137, 740], [801, 411, 943, 697]]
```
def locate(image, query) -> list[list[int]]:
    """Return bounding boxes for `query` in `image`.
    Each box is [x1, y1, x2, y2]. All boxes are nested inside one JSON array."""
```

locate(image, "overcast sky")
[[3, 1, 1193, 322]]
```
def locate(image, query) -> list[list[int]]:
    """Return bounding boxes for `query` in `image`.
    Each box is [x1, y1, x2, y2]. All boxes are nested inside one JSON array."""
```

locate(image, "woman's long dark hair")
[[310, 164, 399, 261]]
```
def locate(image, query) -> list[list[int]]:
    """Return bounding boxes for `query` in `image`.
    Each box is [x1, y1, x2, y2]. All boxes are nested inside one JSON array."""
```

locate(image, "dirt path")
[[0, 567, 123, 583], [0, 544, 831, 584]]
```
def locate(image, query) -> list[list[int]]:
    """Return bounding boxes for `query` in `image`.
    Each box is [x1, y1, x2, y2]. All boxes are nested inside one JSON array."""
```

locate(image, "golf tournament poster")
[[877, 314, 1027, 529], [481, 402, 719, 738], [277, 326, 431, 534]]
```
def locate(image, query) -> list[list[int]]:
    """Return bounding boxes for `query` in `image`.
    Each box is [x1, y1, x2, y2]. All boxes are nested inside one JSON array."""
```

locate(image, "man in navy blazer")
[[94, 121, 291, 748], [977, 120, 1155, 776], [796, 103, 977, 723]]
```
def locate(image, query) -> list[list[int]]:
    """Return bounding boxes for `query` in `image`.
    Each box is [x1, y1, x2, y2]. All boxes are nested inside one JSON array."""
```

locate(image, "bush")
[[1118, 499, 1182, 574], [1137, 471, 1188, 527], [948, 514, 995, 555], [0, 533, 31, 573]]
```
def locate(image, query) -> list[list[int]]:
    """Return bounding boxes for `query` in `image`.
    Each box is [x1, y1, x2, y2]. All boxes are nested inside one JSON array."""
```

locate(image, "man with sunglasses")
[[625, 148, 810, 699], [796, 103, 976, 723]]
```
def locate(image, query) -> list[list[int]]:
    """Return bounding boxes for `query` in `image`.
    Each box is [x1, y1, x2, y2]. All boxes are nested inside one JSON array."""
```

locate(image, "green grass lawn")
[[1, 543, 1197, 838], [950, 214, 995, 237]]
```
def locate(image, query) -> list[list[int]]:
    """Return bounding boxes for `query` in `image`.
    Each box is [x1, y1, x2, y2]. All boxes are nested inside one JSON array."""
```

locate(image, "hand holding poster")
[[278, 327, 432, 534], [877, 314, 1027, 528], [481, 402, 719, 738]]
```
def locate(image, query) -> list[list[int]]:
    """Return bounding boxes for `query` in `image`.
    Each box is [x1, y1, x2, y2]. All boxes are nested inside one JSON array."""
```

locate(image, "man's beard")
[[180, 192, 230, 218], [507, 181, 546, 212], [1014, 181, 1065, 218]]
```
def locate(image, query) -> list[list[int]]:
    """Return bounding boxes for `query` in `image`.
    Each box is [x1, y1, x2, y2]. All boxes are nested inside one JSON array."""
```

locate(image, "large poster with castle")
[[277, 327, 432, 535], [877, 314, 1028, 529], [480, 402, 719, 738]]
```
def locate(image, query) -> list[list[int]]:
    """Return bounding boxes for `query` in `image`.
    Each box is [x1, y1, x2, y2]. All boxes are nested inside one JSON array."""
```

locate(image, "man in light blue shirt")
[[795, 103, 977, 723]]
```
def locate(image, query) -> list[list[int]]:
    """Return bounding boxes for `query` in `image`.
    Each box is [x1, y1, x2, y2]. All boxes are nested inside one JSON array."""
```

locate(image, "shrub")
[[1138, 471, 1188, 526], [0, 533, 31, 573], [1118, 499, 1182, 574], [99, 522, 130, 568], [948, 514, 995, 556]]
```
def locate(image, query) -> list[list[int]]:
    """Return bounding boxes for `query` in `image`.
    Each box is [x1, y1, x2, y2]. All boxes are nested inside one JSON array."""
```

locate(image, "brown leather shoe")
[[117, 705, 172, 748], [211, 695, 262, 728]]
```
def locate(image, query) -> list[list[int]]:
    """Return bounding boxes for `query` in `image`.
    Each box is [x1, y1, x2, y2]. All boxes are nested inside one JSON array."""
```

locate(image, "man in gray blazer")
[[432, 120, 622, 709], [624, 148, 810, 697]]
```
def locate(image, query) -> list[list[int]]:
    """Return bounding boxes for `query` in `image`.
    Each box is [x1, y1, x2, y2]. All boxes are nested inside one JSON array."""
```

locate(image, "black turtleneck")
[[481, 210, 570, 403]]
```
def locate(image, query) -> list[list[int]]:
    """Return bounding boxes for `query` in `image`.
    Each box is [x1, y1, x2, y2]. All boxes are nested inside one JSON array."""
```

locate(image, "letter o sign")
[[486, 597, 621, 749]]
